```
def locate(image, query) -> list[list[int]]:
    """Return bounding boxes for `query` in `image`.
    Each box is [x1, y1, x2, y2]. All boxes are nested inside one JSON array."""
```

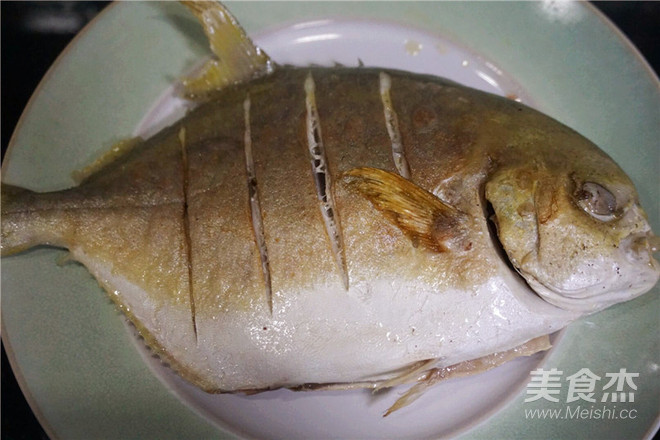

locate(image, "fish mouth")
[[649, 235, 660, 254], [622, 233, 660, 265]]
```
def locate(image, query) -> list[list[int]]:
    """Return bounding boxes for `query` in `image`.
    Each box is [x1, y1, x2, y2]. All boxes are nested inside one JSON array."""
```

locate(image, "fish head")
[[485, 148, 659, 313]]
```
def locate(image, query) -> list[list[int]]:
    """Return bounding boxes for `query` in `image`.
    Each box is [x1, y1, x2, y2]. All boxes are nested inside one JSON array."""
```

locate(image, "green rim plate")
[[2, 2, 658, 439]]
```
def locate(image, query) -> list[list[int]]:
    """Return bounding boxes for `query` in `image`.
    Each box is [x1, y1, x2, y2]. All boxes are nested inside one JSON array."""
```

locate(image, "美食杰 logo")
[[523, 368, 639, 420]]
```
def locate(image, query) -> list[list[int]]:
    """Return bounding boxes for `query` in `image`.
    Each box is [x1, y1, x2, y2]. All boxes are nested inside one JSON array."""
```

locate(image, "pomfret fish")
[[1, 1, 658, 413]]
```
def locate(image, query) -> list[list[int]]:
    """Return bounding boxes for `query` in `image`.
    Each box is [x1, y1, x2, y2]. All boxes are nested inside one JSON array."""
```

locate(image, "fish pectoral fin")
[[180, 1, 274, 99], [344, 167, 470, 252]]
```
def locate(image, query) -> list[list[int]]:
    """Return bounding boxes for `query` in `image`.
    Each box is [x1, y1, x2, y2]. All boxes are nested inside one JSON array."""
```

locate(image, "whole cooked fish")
[[2, 1, 658, 413]]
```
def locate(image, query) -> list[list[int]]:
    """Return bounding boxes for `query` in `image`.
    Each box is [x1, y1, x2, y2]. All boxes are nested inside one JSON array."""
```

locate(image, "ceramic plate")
[[2, 2, 658, 439]]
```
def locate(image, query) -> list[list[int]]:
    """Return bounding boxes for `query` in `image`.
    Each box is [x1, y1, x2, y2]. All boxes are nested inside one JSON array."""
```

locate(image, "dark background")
[[1, 2, 658, 439]]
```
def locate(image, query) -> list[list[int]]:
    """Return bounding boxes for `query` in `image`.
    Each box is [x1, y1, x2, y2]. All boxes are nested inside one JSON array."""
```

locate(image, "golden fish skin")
[[1, 2, 658, 413]]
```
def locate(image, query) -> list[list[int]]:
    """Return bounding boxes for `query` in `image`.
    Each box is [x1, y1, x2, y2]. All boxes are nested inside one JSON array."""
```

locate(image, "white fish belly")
[[77, 244, 579, 390]]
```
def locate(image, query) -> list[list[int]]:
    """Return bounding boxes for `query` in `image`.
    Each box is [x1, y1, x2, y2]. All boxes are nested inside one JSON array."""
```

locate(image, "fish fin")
[[373, 358, 437, 392], [71, 137, 143, 184], [383, 335, 552, 416], [180, 1, 274, 99], [344, 167, 469, 252]]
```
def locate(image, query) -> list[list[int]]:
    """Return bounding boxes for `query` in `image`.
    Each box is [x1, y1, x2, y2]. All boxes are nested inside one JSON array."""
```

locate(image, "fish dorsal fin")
[[344, 167, 470, 252], [180, 1, 274, 99], [70, 137, 143, 184]]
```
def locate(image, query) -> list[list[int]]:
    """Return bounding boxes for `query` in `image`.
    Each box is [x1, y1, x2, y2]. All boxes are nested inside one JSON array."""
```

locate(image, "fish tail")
[[1, 184, 67, 256]]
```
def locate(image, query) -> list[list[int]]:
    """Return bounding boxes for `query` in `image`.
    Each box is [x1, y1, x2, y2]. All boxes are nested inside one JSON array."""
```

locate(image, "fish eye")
[[575, 182, 617, 221]]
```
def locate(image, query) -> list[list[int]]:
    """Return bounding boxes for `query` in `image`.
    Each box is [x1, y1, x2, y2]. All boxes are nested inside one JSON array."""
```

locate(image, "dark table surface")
[[1, 2, 658, 439]]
